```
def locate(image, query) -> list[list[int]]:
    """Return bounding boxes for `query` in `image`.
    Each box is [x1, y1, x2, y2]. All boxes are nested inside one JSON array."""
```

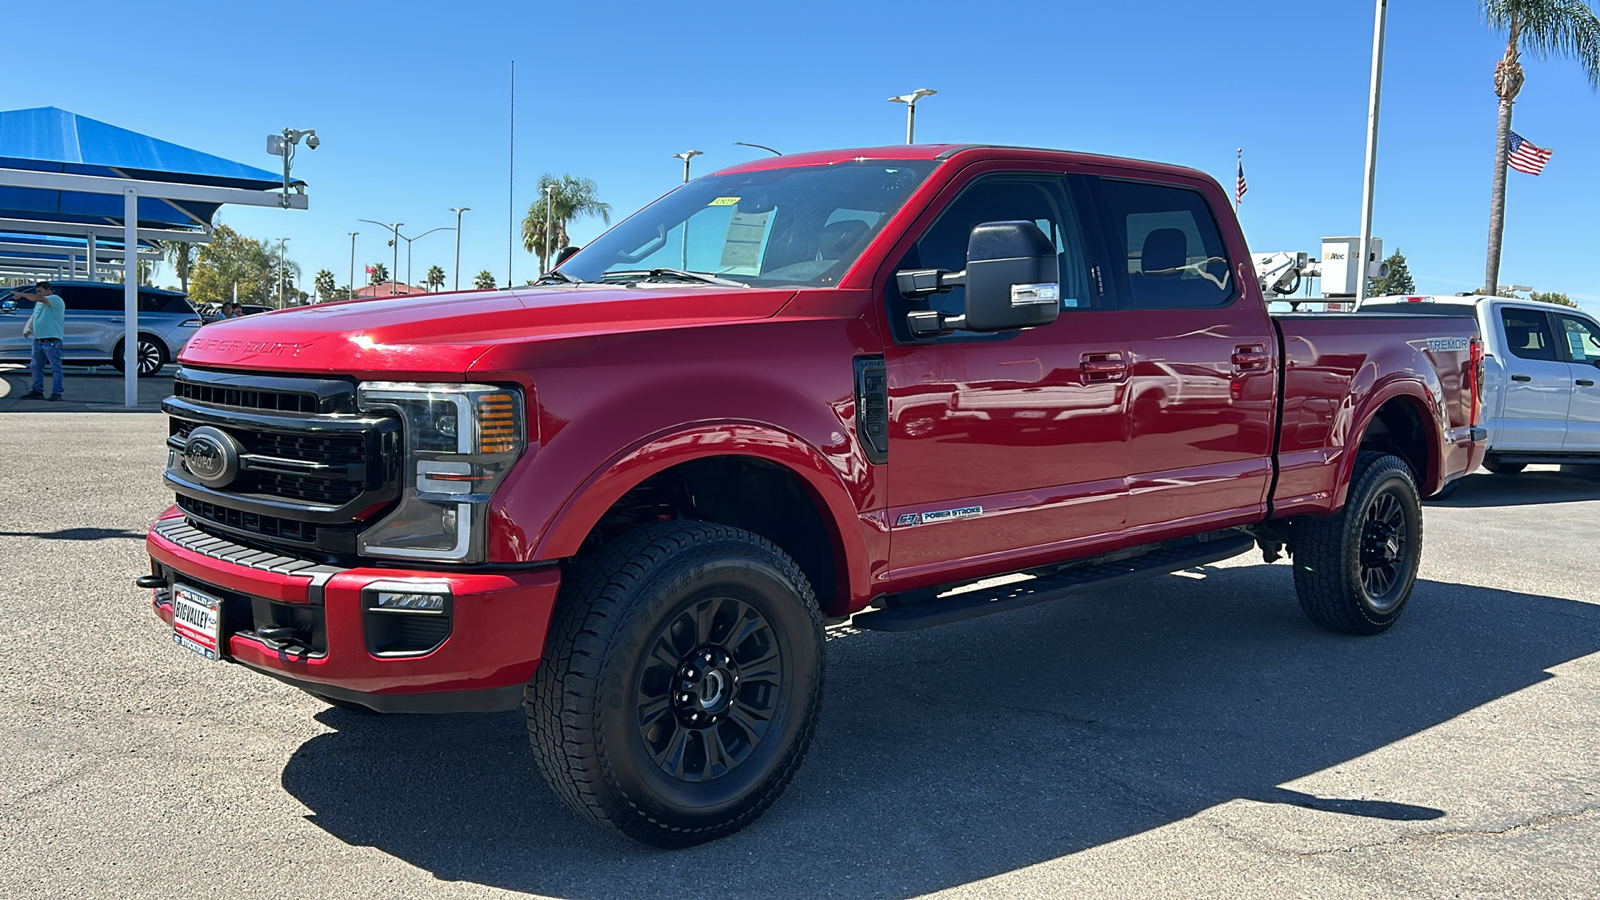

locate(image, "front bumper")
[[145, 508, 560, 712]]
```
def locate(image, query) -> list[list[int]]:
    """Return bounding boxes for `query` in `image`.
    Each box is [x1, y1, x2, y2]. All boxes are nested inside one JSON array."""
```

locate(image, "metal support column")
[[85, 232, 97, 282], [124, 188, 139, 407]]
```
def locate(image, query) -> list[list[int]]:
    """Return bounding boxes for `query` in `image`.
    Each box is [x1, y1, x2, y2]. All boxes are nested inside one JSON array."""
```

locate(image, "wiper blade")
[[532, 269, 584, 285], [601, 268, 748, 288]]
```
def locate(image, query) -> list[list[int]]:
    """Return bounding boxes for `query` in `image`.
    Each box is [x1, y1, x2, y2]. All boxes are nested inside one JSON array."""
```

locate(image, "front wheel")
[[1292, 453, 1423, 635], [526, 522, 825, 847]]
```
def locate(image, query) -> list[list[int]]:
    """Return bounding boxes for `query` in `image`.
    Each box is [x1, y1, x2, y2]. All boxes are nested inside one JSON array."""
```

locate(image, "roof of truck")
[[710, 144, 1213, 185]]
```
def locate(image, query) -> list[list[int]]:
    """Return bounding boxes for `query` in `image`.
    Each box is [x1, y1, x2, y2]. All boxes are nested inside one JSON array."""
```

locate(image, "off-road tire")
[[1483, 457, 1526, 475], [526, 522, 825, 847], [1292, 453, 1422, 635]]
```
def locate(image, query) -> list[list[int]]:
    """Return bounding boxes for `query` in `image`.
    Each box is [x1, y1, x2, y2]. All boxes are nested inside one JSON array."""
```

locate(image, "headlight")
[[356, 382, 526, 562]]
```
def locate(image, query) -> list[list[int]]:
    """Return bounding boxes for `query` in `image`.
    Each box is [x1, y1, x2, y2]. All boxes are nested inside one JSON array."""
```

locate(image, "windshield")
[[556, 160, 939, 288]]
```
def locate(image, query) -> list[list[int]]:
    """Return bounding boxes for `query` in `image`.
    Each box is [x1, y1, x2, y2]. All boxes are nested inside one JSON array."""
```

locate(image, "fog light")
[[373, 591, 447, 613]]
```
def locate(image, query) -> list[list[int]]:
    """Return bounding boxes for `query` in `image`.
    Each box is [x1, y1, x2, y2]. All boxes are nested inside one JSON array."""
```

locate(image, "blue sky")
[[3, 0, 1597, 308]]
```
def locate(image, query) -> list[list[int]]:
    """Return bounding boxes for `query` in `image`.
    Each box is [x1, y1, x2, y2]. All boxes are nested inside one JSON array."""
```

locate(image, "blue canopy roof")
[[0, 107, 290, 230]]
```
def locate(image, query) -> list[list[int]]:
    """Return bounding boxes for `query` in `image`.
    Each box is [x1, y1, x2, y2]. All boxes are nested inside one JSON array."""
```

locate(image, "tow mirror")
[[897, 221, 1060, 339], [555, 245, 581, 267]]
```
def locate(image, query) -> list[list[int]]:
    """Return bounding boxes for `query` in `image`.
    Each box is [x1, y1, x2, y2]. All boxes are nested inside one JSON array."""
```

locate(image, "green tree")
[[369, 262, 389, 285], [425, 265, 446, 292], [1531, 290, 1579, 307], [522, 174, 611, 271], [1481, 1, 1600, 294], [188, 225, 278, 308], [1369, 249, 1416, 296], [313, 268, 337, 302], [473, 270, 497, 290], [161, 240, 197, 292]]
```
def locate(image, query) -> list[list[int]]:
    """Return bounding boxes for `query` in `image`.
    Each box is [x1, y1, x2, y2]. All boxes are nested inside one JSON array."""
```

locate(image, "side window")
[[1500, 308, 1558, 361], [56, 286, 120, 312], [887, 174, 1094, 342], [1558, 315, 1600, 364], [1098, 179, 1234, 309]]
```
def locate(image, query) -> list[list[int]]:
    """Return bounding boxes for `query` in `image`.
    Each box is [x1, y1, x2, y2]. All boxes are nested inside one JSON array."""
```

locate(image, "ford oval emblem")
[[183, 426, 241, 489]]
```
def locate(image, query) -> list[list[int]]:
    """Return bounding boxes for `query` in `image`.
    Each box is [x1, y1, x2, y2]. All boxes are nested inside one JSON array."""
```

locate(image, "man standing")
[[19, 282, 65, 401]]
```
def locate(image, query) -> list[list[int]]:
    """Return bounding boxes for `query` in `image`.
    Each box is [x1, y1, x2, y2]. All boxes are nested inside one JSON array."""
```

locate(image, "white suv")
[[0, 281, 203, 376]]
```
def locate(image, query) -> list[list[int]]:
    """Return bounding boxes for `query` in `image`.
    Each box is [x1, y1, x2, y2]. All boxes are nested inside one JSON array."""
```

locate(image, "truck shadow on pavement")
[[279, 565, 1600, 898], [1427, 470, 1600, 508]]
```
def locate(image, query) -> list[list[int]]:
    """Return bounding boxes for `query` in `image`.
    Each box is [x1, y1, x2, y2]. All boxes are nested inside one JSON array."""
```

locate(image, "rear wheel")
[[1292, 453, 1422, 635], [527, 522, 825, 847], [111, 336, 167, 376], [1483, 457, 1526, 475]]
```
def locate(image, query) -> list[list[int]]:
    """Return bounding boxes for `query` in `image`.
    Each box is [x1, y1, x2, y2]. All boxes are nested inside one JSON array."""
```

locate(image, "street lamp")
[[887, 88, 937, 144], [277, 238, 290, 307], [398, 226, 455, 291], [543, 183, 555, 274], [265, 127, 319, 208], [733, 142, 782, 156], [673, 149, 703, 184], [450, 207, 470, 291], [347, 232, 358, 301], [358, 219, 402, 295]]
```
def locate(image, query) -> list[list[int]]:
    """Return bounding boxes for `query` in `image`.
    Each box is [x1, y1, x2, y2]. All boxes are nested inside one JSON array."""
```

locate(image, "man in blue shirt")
[[20, 282, 65, 401]]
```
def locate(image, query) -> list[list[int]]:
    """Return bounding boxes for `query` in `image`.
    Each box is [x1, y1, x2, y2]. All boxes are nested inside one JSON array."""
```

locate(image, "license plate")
[[172, 584, 223, 661]]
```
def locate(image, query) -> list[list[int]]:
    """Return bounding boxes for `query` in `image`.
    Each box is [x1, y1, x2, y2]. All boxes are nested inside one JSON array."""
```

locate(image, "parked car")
[[144, 145, 1485, 847], [1364, 294, 1599, 474], [0, 281, 202, 375]]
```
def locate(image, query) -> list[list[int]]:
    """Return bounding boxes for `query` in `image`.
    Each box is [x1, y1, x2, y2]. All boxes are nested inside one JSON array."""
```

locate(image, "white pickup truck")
[[1365, 294, 1600, 474]]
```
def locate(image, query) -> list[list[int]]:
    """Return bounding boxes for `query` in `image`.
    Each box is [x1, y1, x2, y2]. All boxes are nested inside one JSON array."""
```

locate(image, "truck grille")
[[164, 367, 402, 558]]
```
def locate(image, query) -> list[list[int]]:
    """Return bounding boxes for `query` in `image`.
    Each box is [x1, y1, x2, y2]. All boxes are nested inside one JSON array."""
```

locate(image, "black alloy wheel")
[[527, 521, 825, 847], [1292, 453, 1423, 635]]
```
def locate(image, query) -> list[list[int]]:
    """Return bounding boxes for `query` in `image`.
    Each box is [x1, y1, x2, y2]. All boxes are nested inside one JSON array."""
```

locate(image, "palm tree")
[[1481, 0, 1600, 294], [522, 174, 611, 271], [313, 268, 337, 301], [425, 265, 446, 292], [162, 241, 197, 292], [369, 262, 389, 285], [473, 270, 497, 290]]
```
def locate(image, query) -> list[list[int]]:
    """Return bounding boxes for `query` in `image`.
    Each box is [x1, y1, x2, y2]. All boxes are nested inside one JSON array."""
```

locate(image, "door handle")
[[1511, 374, 1532, 382], [1231, 345, 1270, 372], [1578, 379, 1596, 387], [1080, 351, 1128, 383]]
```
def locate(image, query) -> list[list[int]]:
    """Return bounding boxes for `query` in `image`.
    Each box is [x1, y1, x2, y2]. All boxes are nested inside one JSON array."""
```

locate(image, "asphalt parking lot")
[[2, 376, 1597, 899]]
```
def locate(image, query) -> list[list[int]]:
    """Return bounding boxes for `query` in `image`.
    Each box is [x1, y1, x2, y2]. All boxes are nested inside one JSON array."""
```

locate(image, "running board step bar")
[[852, 534, 1258, 632]]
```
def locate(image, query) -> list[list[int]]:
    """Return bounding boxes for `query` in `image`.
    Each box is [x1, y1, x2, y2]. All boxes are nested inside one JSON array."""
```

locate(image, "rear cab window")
[[1096, 179, 1236, 309]]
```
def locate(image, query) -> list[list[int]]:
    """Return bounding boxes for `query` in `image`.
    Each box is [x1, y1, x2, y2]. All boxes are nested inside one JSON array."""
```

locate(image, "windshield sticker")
[[720, 209, 773, 272], [708, 197, 740, 207]]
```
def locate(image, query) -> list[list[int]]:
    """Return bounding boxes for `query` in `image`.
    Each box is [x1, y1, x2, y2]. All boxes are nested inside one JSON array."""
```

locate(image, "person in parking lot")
[[19, 282, 65, 401]]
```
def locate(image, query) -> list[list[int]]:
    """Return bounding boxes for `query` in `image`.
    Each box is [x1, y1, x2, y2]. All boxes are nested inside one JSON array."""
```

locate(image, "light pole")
[[359, 219, 402, 294], [277, 238, 290, 307], [888, 88, 937, 144], [450, 207, 470, 291], [1354, 0, 1387, 311], [347, 232, 358, 300], [673, 149, 703, 184], [543, 183, 555, 274], [399, 226, 455, 291], [733, 142, 782, 156]]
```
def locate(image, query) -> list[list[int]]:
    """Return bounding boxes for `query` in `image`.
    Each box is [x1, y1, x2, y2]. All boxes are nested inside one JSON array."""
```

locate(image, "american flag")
[[1508, 131, 1553, 176], [1236, 153, 1248, 204]]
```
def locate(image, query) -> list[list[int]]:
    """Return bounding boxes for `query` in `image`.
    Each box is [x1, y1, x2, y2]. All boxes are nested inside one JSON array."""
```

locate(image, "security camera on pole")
[[265, 128, 319, 209]]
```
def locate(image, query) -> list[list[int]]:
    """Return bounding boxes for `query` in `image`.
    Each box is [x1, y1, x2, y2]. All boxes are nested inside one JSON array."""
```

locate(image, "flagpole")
[[1236, 148, 1242, 214]]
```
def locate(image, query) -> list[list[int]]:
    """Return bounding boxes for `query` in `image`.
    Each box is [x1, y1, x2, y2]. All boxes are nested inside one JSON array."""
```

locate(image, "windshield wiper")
[[532, 270, 584, 285], [601, 268, 748, 288]]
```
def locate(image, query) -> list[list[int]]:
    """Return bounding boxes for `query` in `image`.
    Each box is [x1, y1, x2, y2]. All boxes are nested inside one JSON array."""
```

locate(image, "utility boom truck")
[[143, 145, 1485, 846]]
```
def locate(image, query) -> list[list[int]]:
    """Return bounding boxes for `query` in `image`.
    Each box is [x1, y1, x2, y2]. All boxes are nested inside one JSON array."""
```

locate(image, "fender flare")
[[531, 419, 873, 606], [1334, 377, 1444, 507]]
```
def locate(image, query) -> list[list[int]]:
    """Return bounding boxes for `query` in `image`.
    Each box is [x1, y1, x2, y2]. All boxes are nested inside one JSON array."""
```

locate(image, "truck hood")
[[177, 284, 796, 377]]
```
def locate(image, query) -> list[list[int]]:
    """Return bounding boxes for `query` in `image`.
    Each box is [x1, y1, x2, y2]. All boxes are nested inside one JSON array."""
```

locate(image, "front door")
[[1494, 305, 1572, 451], [1556, 312, 1600, 451], [1090, 176, 1277, 538], [881, 172, 1130, 582]]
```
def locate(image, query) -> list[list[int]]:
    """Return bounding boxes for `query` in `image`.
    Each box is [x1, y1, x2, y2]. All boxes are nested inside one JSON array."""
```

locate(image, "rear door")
[[56, 285, 122, 355], [1492, 305, 1571, 450], [881, 168, 1132, 578], [1090, 175, 1277, 538], [1555, 312, 1600, 451]]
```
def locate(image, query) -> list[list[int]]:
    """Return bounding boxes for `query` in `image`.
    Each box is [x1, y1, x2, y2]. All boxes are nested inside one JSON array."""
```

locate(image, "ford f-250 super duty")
[[143, 145, 1485, 846]]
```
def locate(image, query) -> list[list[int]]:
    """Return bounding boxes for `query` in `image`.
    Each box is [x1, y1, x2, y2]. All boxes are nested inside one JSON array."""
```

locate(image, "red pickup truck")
[[144, 144, 1484, 846]]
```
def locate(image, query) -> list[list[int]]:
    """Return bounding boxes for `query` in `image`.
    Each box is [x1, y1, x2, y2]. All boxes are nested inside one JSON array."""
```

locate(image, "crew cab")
[[142, 145, 1484, 847], [1364, 294, 1600, 475]]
